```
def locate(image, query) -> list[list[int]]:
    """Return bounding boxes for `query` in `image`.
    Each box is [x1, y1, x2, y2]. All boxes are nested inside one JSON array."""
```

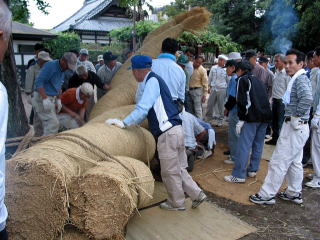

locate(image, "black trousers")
[[0, 228, 8, 240], [271, 98, 285, 140]]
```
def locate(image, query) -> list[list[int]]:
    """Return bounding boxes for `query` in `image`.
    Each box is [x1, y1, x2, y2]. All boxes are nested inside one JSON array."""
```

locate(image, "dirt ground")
[[205, 126, 320, 240]]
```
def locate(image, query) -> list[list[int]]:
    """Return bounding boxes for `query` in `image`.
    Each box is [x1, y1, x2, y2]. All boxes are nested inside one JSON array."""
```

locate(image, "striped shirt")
[[284, 74, 313, 121]]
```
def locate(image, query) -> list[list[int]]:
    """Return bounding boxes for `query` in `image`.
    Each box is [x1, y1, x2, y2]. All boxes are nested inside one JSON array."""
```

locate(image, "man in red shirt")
[[58, 83, 93, 129]]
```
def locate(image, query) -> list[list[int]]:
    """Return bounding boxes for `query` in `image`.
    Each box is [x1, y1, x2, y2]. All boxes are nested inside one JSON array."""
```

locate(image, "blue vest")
[[146, 72, 182, 138]]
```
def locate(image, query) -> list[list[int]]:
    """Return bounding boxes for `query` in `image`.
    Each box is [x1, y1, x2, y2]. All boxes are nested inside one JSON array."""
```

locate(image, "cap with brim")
[[258, 56, 269, 63], [80, 49, 89, 55], [128, 55, 152, 70], [245, 50, 257, 59], [218, 54, 228, 61], [97, 55, 103, 61], [177, 54, 189, 65], [103, 51, 118, 62], [228, 52, 242, 60], [38, 51, 52, 61]]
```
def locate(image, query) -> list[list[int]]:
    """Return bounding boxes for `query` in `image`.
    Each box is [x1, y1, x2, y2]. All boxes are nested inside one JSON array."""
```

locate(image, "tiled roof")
[[13, 21, 56, 37], [53, 0, 132, 32]]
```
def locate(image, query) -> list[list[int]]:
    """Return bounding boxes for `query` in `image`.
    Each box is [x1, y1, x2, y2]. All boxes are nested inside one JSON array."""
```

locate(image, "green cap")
[[177, 54, 189, 65]]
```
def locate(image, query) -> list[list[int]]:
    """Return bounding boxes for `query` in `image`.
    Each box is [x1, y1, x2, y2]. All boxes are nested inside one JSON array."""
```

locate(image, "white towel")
[[282, 69, 306, 105]]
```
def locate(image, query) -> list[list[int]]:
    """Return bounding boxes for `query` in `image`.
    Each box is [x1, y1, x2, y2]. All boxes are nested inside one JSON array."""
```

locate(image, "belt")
[[189, 87, 201, 91], [284, 116, 308, 124]]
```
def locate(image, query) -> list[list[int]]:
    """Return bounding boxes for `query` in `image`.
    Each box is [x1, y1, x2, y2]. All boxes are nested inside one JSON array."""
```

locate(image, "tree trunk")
[[0, 36, 29, 139]]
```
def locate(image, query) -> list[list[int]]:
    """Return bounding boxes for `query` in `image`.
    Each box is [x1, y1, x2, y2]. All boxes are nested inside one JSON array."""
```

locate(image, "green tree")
[[44, 32, 81, 59], [9, 0, 50, 24]]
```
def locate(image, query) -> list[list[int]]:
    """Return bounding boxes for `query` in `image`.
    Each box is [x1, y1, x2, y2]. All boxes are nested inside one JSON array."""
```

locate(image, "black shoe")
[[278, 192, 303, 204], [265, 139, 277, 145], [223, 150, 230, 155]]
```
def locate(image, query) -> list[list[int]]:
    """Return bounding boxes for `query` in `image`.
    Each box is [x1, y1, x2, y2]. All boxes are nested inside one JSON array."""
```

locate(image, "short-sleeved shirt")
[[60, 88, 87, 114]]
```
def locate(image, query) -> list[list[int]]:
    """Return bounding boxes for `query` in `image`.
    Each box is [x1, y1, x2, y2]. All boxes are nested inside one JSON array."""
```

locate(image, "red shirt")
[[60, 88, 87, 113]]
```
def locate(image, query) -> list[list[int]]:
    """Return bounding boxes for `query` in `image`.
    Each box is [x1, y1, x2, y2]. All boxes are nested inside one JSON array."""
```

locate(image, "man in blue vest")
[[106, 55, 206, 211]]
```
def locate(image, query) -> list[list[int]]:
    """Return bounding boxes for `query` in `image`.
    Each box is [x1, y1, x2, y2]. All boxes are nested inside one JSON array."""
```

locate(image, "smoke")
[[264, 0, 298, 54]]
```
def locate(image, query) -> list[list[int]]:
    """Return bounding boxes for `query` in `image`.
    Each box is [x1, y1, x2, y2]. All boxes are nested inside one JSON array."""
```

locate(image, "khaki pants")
[[206, 89, 226, 122], [31, 92, 59, 136], [58, 113, 79, 130], [157, 125, 201, 207]]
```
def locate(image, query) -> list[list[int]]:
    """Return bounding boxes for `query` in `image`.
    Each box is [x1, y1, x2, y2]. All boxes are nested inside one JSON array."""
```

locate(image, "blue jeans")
[[232, 122, 268, 179], [228, 110, 239, 162]]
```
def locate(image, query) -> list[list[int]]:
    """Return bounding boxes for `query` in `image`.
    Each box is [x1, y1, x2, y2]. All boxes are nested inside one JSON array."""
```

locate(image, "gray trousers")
[[157, 125, 201, 207], [228, 110, 239, 162], [189, 88, 203, 119], [31, 92, 59, 136], [206, 89, 226, 121], [311, 128, 320, 180]]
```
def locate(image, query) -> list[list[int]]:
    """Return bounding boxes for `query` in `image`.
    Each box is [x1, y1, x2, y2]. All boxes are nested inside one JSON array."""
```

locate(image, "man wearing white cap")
[[95, 55, 104, 72], [206, 54, 228, 126], [32, 52, 77, 136], [77, 48, 96, 73], [228, 52, 242, 61], [58, 82, 94, 129]]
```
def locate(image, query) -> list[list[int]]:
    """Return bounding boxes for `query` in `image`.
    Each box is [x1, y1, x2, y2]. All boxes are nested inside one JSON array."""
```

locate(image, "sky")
[[29, 0, 174, 30]]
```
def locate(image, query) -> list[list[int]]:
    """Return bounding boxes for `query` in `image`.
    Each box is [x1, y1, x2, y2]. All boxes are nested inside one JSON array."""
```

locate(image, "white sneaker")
[[224, 175, 245, 183], [305, 179, 320, 188], [248, 171, 257, 178], [202, 150, 212, 159], [224, 158, 234, 164], [192, 191, 207, 209]]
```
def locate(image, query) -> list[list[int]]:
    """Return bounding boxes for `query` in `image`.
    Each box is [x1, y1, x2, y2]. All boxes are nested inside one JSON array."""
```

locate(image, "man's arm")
[[295, 76, 313, 118], [88, 62, 96, 74], [123, 77, 160, 126], [236, 76, 250, 120]]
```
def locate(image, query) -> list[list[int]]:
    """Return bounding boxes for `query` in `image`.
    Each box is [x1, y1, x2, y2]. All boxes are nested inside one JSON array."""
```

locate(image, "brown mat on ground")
[[126, 199, 256, 240]]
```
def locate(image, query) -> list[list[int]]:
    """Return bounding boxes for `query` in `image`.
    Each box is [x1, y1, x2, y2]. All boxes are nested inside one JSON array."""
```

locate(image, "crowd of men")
[[1, 0, 320, 236]]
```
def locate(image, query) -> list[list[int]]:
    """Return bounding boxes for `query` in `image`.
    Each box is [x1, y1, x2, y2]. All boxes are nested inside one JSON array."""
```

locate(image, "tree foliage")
[[43, 32, 81, 59], [110, 21, 160, 42], [9, 0, 50, 24]]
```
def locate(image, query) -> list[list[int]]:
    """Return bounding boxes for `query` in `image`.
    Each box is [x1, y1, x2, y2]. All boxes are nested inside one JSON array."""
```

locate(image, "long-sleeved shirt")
[[97, 62, 122, 98], [252, 63, 272, 97], [189, 65, 208, 96], [313, 72, 320, 112], [225, 74, 238, 113], [0, 74, 8, 230], [272, 68, 290, 99], [310, 67, 320, 98], [152, 54, 186, 101], [124, 72, 160, 126], [208, 65, 228, 90], [35, 60, 65, 96], [284, 74, 313, 121], [184, 61, 194, 92], [24, 62, 41, 94], [77, 59, 96, 73], [180, 111, 205, 149]]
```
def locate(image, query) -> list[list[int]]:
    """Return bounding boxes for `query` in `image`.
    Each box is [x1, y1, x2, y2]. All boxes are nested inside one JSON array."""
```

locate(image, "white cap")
[[218, 54, 229, 61], [80, 82, 94, 96], [97, 55, 103, 61], [38, 51, 52, 61], [79, 48, 89, 55], [228, 52, 242, 60]]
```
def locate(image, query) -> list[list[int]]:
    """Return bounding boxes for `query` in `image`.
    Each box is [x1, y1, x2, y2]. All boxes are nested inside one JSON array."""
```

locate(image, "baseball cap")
[[218, 54, 228, 61], [103, 51, 118, 62], [258, 56, 269, 63], [97, 55, 103, 61], [245, 50, 257, 59], [228, 52, 242, 60], [177, 54, 189, 65], [37, 51, 52, 61], [128, 55, 152, 70], [79, 49, 89, 55]]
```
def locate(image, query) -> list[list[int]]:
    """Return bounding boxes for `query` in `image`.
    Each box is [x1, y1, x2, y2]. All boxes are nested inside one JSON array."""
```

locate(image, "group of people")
[[24, 43, 123, 136]]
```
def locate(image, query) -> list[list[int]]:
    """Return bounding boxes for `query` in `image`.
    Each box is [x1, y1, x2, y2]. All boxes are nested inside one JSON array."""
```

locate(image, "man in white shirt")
[[77, 48, 96, 73], [206, 55, 228, 126], [0, 1, 11, 238], [266, 54, 290, 145]]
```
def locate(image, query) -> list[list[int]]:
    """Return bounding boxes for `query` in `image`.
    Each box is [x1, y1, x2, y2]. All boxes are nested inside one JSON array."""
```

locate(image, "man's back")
[[152, 58, 186, 101]]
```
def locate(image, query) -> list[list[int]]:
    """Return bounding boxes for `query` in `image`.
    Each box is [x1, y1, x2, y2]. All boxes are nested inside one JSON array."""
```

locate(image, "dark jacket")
[[68, 70, 104, 89], [236, 72, 272, 123]]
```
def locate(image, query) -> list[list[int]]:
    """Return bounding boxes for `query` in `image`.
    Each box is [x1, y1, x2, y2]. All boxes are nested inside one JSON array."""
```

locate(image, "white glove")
[[236, 121, 245, 135], [105, 118, 125, 129], [311, 116, 319, 129], [42, 98, 52, 112], [290, 116, 303, 130], [56, 99, 62, 113]]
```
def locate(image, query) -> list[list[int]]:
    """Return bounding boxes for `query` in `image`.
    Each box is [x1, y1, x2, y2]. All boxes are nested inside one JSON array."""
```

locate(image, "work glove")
[[236, 121, 245, 135], [311, 116, 320, 129], [290, 116, 303, 130], [56, 99, 62, 113], [42, 98, 52, 112], [105, 118, 125, 129]]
